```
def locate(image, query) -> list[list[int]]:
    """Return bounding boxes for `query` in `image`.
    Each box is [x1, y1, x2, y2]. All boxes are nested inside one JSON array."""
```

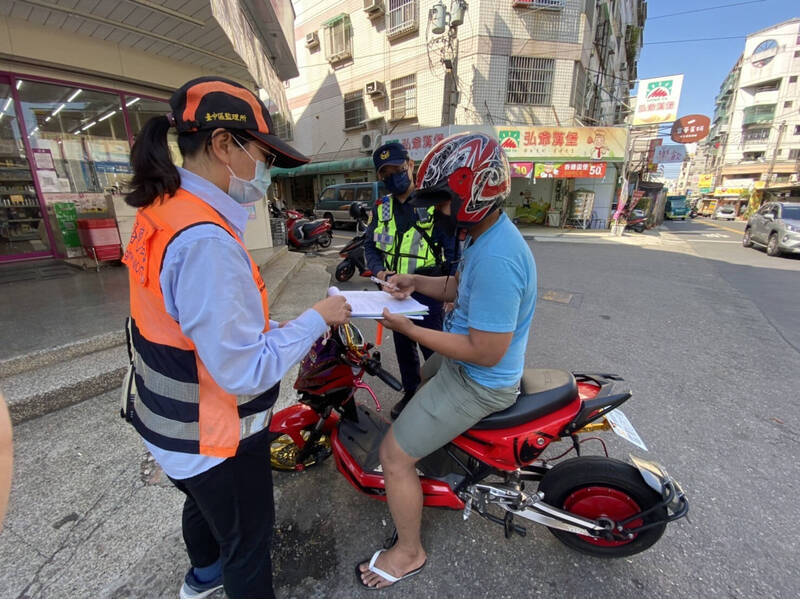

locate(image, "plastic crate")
[[270, 218, 287, 246], [77, 218, 122, 261]]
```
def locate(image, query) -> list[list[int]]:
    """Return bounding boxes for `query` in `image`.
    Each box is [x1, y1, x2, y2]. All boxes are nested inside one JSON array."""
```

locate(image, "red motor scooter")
[[286, 209, 333, 250], [269, 324, 688, 558]]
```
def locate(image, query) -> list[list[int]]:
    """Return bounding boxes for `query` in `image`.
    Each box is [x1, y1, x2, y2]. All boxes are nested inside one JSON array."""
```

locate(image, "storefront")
[[495, 126, 627, 229], [1, 0, 300, 263], [0, 72, 171, 262]]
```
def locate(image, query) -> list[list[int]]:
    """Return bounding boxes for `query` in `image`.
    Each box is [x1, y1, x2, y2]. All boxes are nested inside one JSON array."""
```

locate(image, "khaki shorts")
[[392, 354, 520, 459]]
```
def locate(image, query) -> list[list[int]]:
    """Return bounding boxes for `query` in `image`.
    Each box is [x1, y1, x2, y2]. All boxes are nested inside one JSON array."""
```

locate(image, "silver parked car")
[[713, 205, 736, 221], [743, 202, 800, 257]]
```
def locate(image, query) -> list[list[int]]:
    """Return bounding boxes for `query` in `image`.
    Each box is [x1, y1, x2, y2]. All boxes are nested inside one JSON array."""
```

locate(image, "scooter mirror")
[[338, 323, 365, 351]]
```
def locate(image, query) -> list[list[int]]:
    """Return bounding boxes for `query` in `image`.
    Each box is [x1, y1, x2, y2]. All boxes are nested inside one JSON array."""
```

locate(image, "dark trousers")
[[393, 292, 443, 394], [169, 436, 275, 599]]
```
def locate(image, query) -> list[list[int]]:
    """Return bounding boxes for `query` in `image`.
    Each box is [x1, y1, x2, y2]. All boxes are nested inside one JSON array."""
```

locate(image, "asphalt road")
[[291, 224, 800, 599], [3, 224, 799, 598], [660, 217, 800, 352]]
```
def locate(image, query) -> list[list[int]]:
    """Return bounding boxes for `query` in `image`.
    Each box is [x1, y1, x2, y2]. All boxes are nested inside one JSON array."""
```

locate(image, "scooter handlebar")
[[362, 357, 403, 391], [375, 367, 403, 391]]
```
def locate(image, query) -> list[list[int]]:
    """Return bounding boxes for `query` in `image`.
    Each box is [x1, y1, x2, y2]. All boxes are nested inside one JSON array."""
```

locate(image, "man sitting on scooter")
[[363, 142, 459, 419], [357, 132, 537, 589]]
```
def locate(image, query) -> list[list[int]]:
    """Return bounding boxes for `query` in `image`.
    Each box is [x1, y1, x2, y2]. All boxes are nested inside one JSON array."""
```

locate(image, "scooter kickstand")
[[383, 528, 398, 550]]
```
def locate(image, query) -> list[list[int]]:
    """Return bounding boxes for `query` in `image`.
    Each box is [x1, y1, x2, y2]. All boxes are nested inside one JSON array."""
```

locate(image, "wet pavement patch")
[[273, 517, 337, 587]]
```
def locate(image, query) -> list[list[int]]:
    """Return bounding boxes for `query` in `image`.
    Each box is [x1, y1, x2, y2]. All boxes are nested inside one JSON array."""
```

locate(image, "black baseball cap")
[[373, 142, 409, 175], [169, 76, 309, 168]]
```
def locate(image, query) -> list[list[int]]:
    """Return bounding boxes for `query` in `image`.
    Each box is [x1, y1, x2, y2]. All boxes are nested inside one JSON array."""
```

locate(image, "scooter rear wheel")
[[538, 456, 667, 558], [270, 428, 332, 471], [335, 260, 356, 282], [318, 232, 333, 249]]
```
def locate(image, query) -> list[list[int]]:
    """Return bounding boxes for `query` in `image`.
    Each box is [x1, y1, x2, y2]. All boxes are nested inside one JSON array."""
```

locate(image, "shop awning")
[[271, 157, 373, 178]]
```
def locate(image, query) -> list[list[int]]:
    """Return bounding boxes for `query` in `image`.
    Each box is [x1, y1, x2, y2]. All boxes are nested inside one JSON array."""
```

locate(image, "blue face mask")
[[383, 170, 411, 196], [227, 139, 271, 204]]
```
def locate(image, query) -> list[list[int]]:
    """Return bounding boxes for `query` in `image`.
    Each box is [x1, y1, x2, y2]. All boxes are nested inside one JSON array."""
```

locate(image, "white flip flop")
[[356, 549, 427, 590]]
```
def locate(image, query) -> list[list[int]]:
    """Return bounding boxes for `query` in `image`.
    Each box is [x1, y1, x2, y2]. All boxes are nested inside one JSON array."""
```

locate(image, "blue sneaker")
[[179, 568, 223, 599]]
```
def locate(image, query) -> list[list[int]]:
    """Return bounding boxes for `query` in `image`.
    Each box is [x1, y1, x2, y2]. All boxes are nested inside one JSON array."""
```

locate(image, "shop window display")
[[17, 80, 132, 257], [0, 78, 50, 258]]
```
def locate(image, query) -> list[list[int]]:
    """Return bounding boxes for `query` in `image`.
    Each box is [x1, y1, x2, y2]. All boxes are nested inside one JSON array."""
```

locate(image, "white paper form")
[[328, 288, 429, 320]]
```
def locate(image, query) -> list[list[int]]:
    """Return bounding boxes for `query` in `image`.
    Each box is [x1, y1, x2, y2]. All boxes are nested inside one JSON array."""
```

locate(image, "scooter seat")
[[301, 222, 317, 235], [471, 369, 578, 430]]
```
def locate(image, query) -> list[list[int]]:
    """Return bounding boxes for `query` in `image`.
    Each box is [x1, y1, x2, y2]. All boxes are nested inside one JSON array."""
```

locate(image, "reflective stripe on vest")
[[372, 195, 438, 274], [122, 189, 274, 458]]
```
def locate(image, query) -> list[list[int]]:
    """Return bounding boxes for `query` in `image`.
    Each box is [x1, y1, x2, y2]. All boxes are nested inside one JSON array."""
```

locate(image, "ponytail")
[[125, 115, 180, 208]]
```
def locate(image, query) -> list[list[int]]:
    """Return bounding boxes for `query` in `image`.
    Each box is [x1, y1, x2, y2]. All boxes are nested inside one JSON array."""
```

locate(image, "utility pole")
[[765, 120, 787, 189], [440, 28, 459, 127]]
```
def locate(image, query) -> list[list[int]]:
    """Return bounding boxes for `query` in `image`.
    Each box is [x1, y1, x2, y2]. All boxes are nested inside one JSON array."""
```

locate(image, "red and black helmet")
[[410, 132, 510, 228]]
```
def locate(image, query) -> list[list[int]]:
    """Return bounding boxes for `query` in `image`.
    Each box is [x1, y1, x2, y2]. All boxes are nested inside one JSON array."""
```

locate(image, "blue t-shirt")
[[445, 213, 537, 388]]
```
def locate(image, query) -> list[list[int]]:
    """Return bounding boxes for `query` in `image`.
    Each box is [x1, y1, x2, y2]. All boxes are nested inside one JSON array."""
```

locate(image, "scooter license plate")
[[604, 409, 648, 451]]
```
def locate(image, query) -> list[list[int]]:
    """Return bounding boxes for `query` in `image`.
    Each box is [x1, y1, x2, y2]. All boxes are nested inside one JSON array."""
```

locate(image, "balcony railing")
[[742, 104, 775, 126]]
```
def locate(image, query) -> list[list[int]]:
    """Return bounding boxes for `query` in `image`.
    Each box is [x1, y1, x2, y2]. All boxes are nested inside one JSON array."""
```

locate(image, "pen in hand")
[[370, 276, 399, 291]]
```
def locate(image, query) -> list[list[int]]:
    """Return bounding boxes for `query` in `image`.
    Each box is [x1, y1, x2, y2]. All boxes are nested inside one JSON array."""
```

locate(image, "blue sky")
[[635, 0, 798, 177]]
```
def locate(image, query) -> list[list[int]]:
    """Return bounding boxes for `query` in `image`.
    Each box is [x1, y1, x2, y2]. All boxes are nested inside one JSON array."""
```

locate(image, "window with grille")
[[323, 14, 353, 63], [506, 56, 554, 105], [387, 0, 418, 39], [270, 113, 293, 141], [794, 125, 800, 135], [790, 149, 800, 160], [570, 61, 586, 116], [344, 91, 365, 129], [742, 127, 770, 144], [390, 75, 416, 120]]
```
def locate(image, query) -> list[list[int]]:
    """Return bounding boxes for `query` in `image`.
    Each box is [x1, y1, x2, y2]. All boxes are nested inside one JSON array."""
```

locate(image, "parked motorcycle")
[[335, 202, 372, 282], [269, 323, 689, 558], [625, 209, 647, 233], [286, 209, 333, 250]]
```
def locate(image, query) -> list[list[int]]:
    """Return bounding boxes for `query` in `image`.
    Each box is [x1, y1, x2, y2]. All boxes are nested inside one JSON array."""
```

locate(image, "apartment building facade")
[[277, 0, 645, 227], [698, 18, 800, 213]]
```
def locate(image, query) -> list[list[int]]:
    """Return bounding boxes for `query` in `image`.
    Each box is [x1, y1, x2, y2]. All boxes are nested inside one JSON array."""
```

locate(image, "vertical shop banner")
[[652, 145, 687, 164], [633, 75, 684, 125], [698, 173, 714, 192]]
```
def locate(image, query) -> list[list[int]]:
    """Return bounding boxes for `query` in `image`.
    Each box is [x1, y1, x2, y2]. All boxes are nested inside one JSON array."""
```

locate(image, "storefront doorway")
[[0, 76, 52, 260]]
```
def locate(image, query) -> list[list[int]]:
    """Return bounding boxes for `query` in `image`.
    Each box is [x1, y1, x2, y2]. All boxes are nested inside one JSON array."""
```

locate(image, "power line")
[[644, 31, 800, 46], [648, 0, 766, 20]]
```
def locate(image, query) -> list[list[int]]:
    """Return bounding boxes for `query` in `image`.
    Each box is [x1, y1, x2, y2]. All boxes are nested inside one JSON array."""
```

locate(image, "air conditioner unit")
[[363, 0, 384, 15], [365, 80, 386, 98], [305, 31, 319, 48], [361, 130, 382, 153]]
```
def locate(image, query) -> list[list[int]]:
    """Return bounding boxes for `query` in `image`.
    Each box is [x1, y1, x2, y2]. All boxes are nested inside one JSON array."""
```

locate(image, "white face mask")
[[226, 138, 272, 204]]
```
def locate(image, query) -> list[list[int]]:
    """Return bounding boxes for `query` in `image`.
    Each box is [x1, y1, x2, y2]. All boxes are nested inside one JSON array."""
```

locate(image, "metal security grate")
[[390, 74, 416, 120], [344, 90, 365, 129], [387, 0, 418, 38], [506, 56, 555, 105]]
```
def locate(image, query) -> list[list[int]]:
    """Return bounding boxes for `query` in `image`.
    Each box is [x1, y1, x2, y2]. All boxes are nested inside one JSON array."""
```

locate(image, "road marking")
[[702, 233, 729, 238], [703, 221, 744, 235]]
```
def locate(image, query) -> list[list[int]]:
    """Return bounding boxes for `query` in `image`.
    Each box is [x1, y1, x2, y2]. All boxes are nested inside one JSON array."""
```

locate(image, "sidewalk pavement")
[[517, 224, 668, 246], [0, 246, 327, 424]]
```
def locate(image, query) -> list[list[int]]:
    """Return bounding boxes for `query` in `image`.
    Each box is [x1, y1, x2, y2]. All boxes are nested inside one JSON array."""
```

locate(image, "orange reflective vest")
[[122, 188, 274, 458]]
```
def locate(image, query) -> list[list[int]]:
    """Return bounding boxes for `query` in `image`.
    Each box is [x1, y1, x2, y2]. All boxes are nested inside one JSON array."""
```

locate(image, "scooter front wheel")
[[538, 456, 667, 558], [335, 260, 356, 282], [270, 427, 332, 471]]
